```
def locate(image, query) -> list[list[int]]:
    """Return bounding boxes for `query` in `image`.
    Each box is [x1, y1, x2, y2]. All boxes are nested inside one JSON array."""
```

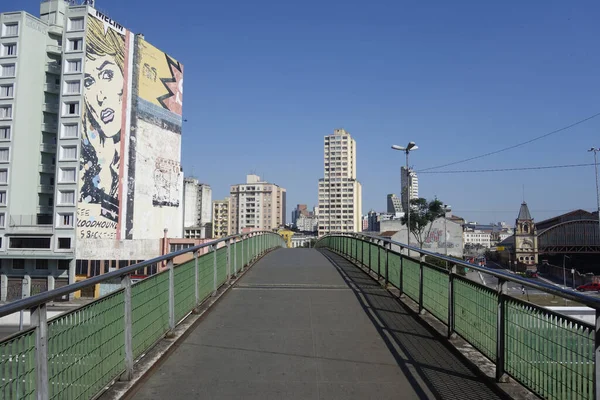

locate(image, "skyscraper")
[[401, 167, 418, 211], [386, 194, 403, 215], [318, 129, 362, 236]]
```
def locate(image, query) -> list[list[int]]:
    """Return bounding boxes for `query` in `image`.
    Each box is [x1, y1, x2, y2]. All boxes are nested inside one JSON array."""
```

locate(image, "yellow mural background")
[[137, 39, 183, 115]]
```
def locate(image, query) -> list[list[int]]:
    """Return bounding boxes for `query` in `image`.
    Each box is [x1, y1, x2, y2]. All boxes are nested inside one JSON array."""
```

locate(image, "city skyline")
[[4, 0, 599, 226]]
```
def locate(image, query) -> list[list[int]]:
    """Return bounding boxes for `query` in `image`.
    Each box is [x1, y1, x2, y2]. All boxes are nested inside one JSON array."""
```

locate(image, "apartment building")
[[387, 194, 403, 215], [401, 166, 418, 211], [212, 197, 229, 238], [183, 178, 212, 238], [317, 129, 362, 236], [229, 175, 286, 234], [0, 1, 184, 300]]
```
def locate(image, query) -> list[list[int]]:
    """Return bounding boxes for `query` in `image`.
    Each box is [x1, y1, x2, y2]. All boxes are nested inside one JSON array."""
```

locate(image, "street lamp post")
[[443, 204, 451, 256], [392, 142, 418, 256], [589, 147, 600, 243], [563, 255, 571, 288]]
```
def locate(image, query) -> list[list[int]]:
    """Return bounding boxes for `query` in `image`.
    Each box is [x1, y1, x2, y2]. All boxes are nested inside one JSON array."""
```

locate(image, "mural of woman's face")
[[84, 54, 124, 138]]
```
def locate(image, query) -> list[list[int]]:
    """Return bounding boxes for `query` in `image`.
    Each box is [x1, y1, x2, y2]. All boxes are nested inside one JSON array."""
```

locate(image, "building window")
[[75, 260, 88, 275], [9, 237, 51, 249], [65, 59, 82, 73], [0, 106, 12, 119], [2, 23, 18, 37], [59, 145, 77, 160], [90, 260, 101, 276], [64, 80, 81, 94], [1, 43, 16, 57], [0, 169, 7, 184], [58, 238, 71, 249], [0, 64, 15, 77], [12, 259, 24, 269], [0, 191, 5, 205], [68, 18, 84, 31], [0, 84, 13, 98], [0, 126, 9, 140], [36, 259, 49, 270], [59, 167, 76, 183], [67, 38, 83, 52], [63, 102, 80, 116], [58, 213, 73, 227], [61, 123, 78, 138], [0, 148, 8, 162], [58, 190, 75, 205]]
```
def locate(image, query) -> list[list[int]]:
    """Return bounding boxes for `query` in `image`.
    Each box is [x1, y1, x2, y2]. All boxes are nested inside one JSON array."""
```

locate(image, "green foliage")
[[401, 197, 445, 248]]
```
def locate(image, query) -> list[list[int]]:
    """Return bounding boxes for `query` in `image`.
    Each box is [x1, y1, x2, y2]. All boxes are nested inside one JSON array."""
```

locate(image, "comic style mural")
[[77, 10, 131, 240]]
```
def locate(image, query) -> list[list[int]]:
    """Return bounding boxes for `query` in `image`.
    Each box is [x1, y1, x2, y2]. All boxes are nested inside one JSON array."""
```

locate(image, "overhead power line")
[[418, 162, 598, 174], [418, 111, 600, 172]]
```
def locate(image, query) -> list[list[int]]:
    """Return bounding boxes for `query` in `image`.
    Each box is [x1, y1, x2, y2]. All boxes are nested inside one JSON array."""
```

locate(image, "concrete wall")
[[75, 238, 160, 260]]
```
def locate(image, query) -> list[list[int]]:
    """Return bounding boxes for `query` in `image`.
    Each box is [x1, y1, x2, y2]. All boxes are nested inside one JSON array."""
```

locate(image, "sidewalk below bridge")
[[124, 248, 510, 400]]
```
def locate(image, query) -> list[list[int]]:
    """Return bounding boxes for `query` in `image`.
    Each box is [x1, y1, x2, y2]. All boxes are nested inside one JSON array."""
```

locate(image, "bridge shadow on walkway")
[[126, 248, 507, 400]]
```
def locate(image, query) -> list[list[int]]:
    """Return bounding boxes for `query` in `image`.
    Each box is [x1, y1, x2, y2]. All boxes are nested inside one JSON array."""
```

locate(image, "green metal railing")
[[317, 233, 600, 400], [0, 231, 285, 400]]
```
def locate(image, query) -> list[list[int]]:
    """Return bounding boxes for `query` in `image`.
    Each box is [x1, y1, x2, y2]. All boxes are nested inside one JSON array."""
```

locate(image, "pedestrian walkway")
[[127, 248, 508, 400]]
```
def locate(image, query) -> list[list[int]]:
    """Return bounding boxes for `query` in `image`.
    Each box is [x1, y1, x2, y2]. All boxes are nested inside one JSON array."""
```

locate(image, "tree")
[[401, 197, 445, 249]]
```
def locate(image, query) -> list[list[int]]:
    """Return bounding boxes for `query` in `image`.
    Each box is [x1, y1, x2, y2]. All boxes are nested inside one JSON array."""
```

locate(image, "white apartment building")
[[318, 129, 362, 236], [401, 166, 418, 211], [463, 229, 492, 248], [183, 178, 211, 238], [229, 175, 286, 234], [0, 1, 185, 300], [295, 215, 318, 232]]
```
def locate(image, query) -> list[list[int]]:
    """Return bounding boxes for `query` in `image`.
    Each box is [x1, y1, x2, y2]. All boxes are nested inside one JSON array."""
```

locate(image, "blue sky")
[[11, 0, 600, 225]]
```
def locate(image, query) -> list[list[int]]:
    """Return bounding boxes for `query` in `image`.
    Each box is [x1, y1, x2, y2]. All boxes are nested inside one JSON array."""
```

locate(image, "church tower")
[[513, 202, 538, 269]]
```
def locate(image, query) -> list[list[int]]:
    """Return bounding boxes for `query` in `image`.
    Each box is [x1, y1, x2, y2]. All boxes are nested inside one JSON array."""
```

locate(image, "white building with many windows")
[[318, 129, 362, 236], [0, 0, 185, 301]]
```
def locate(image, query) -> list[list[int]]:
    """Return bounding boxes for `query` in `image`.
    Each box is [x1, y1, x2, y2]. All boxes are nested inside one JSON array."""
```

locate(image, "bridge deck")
[[128, 249, 507, 400]]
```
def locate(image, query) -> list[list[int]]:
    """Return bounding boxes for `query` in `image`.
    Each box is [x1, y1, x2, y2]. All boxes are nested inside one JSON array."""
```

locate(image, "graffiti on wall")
[[136, 38, 183, 133], [422, 229, 456, 249], [78, 11, 130, 240], [153, 157, 181, 207]]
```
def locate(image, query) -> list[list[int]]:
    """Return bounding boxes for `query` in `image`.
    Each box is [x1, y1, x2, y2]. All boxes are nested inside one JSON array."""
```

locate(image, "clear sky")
[[10, 0, 600, 225]]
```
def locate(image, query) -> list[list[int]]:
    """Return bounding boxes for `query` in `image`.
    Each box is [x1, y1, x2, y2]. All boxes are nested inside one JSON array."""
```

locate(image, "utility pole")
[[589, 148, 600, 243]]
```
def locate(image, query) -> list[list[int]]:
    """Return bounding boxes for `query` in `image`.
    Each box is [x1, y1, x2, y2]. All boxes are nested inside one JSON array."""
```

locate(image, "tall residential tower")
[[318, 129, 362, 236], [401, 166, 418, 211]]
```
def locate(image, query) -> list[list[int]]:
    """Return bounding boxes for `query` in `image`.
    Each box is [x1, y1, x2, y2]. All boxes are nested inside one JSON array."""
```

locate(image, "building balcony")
[[44, 63, 61, 75], [43, 83, 61, 94], [46, 45, 62, 55], [39, 164, 55, 174], [37, 206, 54, 215], [48, 25, 63, 36], [41, 123, 58, 133], [42, 103, 59, 113], [38, 185, 54, 194], [40, 143, 57, 153], [7, 215, 54, 234]]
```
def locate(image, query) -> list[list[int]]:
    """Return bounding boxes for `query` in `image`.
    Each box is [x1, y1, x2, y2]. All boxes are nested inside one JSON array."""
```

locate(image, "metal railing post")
[[121, 275, 133, 381], [595, 309, 600, 399], [447, 264, 457, 339], [168, 258, 175, 334], [226, 239, 231, 281], [233, 239, 237, 277], [32, 303, 48, 400], [194, 251, 200, 307], [384, 242, 389, 287], [399, 248, 404, 296], [212, 245, 217, 296], [361, 237, 364, 266], [418, 254, 425, 314], [377, 239, 382, 278], [241, 237, 244, 271], [496, 278, 508, 382], [368, 238, 372, 273]]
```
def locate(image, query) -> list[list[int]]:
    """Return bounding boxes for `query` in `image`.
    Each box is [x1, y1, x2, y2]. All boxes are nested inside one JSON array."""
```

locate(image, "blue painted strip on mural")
[[137, 97, 182, 133]]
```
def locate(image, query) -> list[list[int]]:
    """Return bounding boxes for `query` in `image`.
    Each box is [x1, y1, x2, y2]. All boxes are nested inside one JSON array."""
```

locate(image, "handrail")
[[318, 232, 600, 309], [0, 230, 272, 318]]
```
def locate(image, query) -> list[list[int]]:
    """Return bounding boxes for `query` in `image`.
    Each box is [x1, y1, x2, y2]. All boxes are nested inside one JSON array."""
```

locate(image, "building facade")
[[229, 175, 286, 234], [212, 197, 229, 238], [400, 166, 418, 211], [387, 193, 403, 215], [318, 129, 362, 236], [0, 1, 184, 300], [183, 177, 211, 238], [295, 214, 318, 232], [514, 202, 538, 267]]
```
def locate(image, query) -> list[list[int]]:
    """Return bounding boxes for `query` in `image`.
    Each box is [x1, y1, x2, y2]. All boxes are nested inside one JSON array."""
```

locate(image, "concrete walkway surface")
[[127, 248, 508, 400]]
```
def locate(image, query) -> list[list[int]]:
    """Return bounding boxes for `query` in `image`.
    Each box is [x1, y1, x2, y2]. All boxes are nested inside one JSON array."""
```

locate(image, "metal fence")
[[0, 231, 284, 400], [316, 233, 600, 400]]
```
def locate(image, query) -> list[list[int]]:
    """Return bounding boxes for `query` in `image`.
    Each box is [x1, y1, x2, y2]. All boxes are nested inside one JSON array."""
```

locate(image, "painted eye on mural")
[[99, 69, 114, 81], [84, 74, 95, 88]]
